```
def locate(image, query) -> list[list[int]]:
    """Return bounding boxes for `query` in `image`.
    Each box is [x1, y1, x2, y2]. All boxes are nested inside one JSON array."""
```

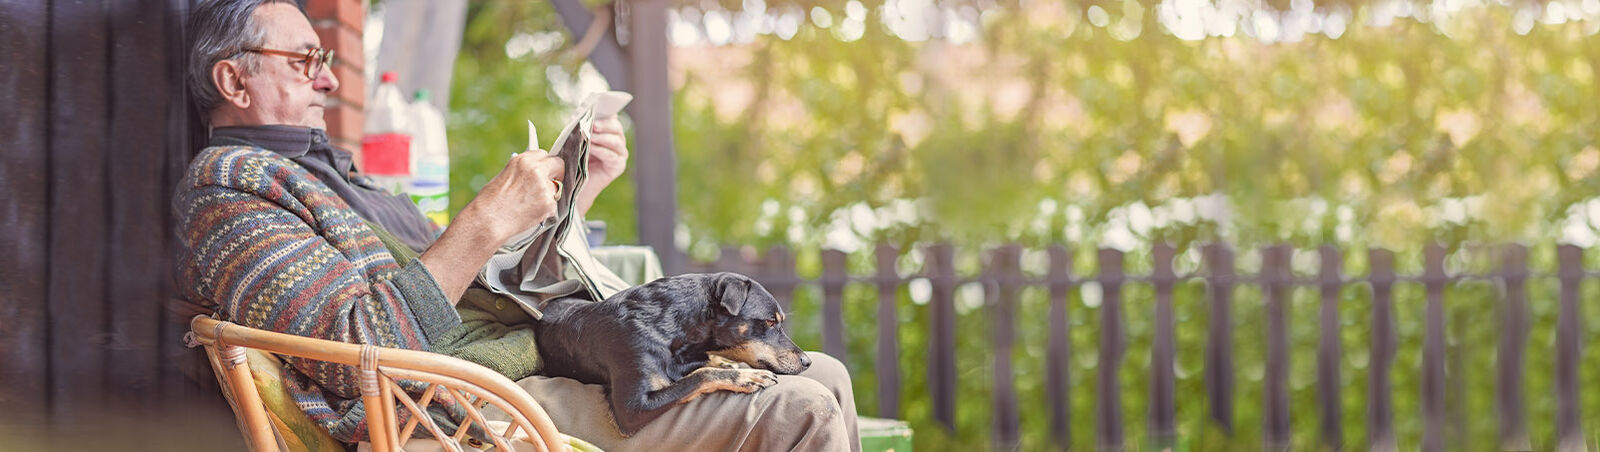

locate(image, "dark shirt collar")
[[211, 125, 356, 178], [210, 125, 324, 158]]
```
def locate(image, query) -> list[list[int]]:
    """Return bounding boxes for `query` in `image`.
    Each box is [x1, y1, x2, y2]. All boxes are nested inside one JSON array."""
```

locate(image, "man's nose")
[[315, 65, 340, 93]]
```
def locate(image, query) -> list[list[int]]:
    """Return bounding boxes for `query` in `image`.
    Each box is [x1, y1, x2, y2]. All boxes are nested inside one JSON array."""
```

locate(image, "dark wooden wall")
[[2, 0, 671, 446], [1, 1, 239, 446]]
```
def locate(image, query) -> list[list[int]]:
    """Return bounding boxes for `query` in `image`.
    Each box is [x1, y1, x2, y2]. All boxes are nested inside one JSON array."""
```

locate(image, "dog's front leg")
[[607, 367, 779, 436], [705, 354, 746, 369]]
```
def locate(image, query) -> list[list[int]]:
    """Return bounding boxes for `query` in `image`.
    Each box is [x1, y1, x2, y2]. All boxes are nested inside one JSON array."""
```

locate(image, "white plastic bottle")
[[407, 89, 450, 226], [362, 71, 411, 193]]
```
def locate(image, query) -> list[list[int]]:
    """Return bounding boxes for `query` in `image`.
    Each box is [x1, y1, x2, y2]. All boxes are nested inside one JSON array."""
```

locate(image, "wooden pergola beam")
[[549, 0, 628, 89], [551, 0, 683, 274]]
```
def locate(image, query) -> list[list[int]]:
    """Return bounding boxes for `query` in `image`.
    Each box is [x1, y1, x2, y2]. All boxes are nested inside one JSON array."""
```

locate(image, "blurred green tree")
[[446, 1, 1600, 449]]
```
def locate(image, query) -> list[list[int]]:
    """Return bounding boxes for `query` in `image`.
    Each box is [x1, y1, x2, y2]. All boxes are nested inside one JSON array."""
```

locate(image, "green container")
[[858, 417, 913, 452]]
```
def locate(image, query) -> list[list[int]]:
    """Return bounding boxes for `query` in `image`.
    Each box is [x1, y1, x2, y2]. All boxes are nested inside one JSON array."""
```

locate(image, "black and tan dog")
[[534, 272, 812, 436]]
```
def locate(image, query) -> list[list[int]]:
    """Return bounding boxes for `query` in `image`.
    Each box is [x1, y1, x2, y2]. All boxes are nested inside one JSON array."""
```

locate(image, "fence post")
[[989, 245, 1022, 449], [716, 245, 748, 276], [927, 243, 958, 431], [1556, 245, 1586, 452], [1422, 244, 1448, 452], [1316, 245, 1343, 451], [1497, 244, 1531, 451], [820, 249, 849, 368], [1368, 248, 1398, 452], [1047, 245, 1074, 447], [1150, 242, 1177, 449], [1203, 243, 1236, 434], [764, 245, 797, 335], [875, 243, 901, 419], [1096, 248, 1127, 451], [1262, 245, 1293, 451]]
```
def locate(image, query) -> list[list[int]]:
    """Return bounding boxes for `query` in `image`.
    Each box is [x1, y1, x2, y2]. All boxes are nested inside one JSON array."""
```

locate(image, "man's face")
[[239, 3, 338, 128]]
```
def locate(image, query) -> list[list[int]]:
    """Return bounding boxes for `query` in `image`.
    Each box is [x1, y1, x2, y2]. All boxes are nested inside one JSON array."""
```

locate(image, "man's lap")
[[489, 352, 858, 452]]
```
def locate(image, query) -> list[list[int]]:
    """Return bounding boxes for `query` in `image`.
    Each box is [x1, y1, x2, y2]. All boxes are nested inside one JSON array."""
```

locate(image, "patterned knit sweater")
[[174, 145, 467, 442]]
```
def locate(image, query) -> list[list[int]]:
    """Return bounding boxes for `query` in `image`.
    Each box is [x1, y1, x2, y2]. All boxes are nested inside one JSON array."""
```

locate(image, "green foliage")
[[671, 6, 1600, 251], [447, 1, 1600, 450], [448, 1, 636, 242]]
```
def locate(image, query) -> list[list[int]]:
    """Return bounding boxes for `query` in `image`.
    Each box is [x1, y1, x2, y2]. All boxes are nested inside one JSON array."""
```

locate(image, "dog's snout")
[[798, 352, 812, 370]]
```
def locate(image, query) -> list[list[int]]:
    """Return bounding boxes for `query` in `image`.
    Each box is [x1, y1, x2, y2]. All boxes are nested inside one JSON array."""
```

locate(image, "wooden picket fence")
[[685, 242, 1589, 451]]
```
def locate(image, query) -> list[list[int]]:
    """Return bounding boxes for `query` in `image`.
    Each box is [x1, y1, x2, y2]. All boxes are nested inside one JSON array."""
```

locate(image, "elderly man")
[[176, 1, 859, 450]]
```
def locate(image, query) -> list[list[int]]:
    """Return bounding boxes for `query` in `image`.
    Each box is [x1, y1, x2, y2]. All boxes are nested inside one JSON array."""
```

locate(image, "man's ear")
[[716, 273, 749, 316], [212, 59, 250, 109]]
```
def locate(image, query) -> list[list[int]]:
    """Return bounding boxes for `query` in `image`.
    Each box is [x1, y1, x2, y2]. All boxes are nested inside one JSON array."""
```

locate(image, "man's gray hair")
[[186, 0, 300, 117]]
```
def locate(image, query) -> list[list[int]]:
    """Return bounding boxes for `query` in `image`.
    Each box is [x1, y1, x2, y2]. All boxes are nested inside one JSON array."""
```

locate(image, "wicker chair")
[[189, 315, 573, 452]]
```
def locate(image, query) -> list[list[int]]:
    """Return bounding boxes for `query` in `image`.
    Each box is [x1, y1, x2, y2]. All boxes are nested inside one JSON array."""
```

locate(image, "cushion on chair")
[[244, 350, 346, 452]]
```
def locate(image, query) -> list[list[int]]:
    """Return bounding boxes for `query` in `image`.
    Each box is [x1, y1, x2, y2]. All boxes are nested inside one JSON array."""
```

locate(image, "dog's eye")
[[765, 319, 778, 328]]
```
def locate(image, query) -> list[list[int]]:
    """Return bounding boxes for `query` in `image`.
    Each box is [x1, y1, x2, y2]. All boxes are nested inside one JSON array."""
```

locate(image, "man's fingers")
[[535, 155, 566, 180], [592, 117, 625, 134], [590, 134, 627, 155], [511, 152, 566, 179]]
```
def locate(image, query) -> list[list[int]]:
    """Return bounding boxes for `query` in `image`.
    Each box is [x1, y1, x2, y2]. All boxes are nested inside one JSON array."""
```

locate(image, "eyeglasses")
[[243, 47, 335, 79]]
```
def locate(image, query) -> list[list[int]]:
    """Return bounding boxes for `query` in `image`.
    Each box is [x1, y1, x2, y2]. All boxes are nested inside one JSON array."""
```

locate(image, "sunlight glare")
[[811, 6, 834, 28]]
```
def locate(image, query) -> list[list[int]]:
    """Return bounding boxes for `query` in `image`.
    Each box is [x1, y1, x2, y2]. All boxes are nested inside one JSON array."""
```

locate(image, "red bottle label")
[[361, 133, 412, 175]]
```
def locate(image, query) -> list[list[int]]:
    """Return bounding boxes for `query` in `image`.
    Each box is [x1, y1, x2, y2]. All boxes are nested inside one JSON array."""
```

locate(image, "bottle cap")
[[413, 89, 430, 102], [381, 71, 398, 83]]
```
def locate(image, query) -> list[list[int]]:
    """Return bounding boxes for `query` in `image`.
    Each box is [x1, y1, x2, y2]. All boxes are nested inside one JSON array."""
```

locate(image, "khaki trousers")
[[494, 352, 860, 452]]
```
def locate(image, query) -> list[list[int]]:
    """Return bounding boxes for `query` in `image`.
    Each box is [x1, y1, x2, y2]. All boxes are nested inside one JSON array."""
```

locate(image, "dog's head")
[[704, 272, 811, 374]]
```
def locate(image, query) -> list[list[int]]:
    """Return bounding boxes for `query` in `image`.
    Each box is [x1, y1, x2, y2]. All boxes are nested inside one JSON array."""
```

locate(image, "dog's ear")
[[715, 273, 749, 316]]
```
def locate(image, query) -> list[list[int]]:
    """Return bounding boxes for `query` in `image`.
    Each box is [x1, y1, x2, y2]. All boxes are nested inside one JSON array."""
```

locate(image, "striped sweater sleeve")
[[175, 146, 462, 441]]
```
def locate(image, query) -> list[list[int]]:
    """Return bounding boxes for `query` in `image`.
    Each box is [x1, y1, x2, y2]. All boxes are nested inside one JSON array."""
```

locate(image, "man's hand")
[[462, 152, 567, 240], [419, 152, 566, 303], [577, 116, 628, 216]]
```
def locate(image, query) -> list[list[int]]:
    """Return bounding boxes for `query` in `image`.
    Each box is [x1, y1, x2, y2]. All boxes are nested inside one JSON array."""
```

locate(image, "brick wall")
[[305, 0, 365, 154]]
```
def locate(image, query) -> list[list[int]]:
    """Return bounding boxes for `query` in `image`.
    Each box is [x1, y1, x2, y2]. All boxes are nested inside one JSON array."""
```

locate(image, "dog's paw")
[[689, 367, 780, 395], [728, 368, 779, 392]]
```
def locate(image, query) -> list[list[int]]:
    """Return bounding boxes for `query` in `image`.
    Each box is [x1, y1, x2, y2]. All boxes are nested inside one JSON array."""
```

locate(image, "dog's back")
[[531, 272, 810, 436], [534, 276, 715, 384], [532, 297, 615, 384]]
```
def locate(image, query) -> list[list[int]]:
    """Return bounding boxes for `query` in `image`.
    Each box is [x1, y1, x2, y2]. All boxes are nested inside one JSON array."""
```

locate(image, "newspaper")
[[476, 91, 633, 319]]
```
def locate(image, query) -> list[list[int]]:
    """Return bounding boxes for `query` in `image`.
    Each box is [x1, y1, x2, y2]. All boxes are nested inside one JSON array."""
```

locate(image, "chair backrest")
[[189, 315, 567, 452]]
